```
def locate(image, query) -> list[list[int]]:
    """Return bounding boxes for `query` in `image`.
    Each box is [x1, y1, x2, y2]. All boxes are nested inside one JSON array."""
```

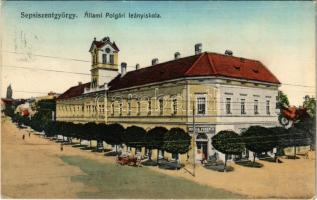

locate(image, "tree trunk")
[[90, 140, 92, 148], [253, 152, 256, 165], [115, 145, 118, 153], [148, 149, 152, 161], [157, 149, 160, 164], [224, 154, 227, 172], [176, 154, 179, 170], [294, 146, 296, 159], [79, 139, 81, 145]]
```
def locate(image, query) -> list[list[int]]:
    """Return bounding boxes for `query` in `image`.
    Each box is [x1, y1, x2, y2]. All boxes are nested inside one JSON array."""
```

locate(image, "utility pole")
[[192, 100, 196, 177]]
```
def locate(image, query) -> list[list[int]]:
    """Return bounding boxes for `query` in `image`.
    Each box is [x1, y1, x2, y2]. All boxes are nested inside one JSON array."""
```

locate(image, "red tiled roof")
[[108, 52, 280, 91], [57, 82, 90, 100]]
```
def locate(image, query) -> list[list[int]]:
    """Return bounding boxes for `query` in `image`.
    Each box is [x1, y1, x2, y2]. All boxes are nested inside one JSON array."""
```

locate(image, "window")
[[276, 96, 279, 109], [128, 101, 131, 115], [148, 99, 151, 115], [93, 53, 97, 64], [102, 54, 107, 64], [159, 99, 163, 115], [172, 98, 177, 115], [110, 55, 114, 64], [119, 102, 122, 116], [226, 98, 231, 114], [109, 102, 113, 115], [254, 100, 259, 115], [197, 95, 206, 115], [137, 101, 141, 115], [266, 100, 270, 115], [241, 99, 246, 114]]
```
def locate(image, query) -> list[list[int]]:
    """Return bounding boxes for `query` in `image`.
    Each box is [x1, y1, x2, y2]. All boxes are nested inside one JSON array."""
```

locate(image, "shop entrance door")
[[196, 133, 208, 163]]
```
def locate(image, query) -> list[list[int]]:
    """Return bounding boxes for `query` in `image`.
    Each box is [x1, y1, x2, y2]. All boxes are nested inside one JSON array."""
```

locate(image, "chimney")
[[152, 58, 159, 65], [78, 81, 82, 85], [136, 63, 140, 70], [121, 62, 127, 76], [93, 37, 96, 41], [195, 43, 202, 55], [174, 52, 181, 60], [225, 50, 233, 56]]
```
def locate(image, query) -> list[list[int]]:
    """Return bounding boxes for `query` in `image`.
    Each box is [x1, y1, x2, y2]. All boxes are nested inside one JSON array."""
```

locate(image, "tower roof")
[[89, 37, 120, 52]]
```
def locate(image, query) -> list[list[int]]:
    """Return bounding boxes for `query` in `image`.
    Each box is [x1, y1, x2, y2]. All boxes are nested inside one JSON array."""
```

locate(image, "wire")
[[2, 50, 91, 63], [2, 65, 115, 78], [2, 51, 315, 89]]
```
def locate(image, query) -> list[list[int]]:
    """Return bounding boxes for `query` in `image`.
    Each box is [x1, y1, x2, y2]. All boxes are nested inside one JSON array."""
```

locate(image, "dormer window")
[[234, 66, 240, 70], [253, 69, 259, 73]]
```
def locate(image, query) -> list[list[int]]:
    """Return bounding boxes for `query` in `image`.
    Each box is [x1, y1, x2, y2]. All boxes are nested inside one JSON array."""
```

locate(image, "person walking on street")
[[22, 134, 25, 140]]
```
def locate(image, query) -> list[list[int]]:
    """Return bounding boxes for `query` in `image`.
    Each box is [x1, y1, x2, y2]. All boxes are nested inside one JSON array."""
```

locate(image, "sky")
[[1, 1, 315, 106]]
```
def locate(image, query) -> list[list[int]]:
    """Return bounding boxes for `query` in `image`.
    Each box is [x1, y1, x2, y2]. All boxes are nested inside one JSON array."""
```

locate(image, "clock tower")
[[89, 36, 119, 89]]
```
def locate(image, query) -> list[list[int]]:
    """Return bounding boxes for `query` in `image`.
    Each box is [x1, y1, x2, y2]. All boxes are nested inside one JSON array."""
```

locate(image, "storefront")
[[188, 125, 216, 163]]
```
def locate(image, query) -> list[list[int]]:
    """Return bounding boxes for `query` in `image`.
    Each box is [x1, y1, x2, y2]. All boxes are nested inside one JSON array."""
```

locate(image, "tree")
[[146, 127, 168, 162], [303, 95, 316, 118], [277, 91, 290, 108], [294, 116, 316, 150], [44, 121, 57, 138], [81, 122, 98, 148], [96, 123, 108, 151], [288, 126, 311, 158], [212, 130, 244, 171], [122, 126, 146, 152], [73, 123, 85, 145], [30, 118, 45, 133], [107, 123, 125, 152], [163, 128, 191, 161], [269, 126, 289, 157], [34, 99, 56, 122], [242, 126, 277, 164]]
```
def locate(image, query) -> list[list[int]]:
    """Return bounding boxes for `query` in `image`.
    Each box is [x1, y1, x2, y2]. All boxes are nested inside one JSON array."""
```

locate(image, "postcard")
[[1, 1, 316, 199]]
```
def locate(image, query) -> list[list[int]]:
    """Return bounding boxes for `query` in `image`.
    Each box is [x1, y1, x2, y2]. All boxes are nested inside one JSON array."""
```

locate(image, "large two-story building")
[[56, 37, 281, 161]]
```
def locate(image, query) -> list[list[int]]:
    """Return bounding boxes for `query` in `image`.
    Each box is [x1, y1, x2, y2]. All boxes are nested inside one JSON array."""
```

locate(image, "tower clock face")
[[105, 48, 111, 53]]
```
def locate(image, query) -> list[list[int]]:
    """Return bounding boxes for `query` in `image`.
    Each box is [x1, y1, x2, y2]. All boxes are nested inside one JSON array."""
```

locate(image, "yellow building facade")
[[56, 37, 280, 162]]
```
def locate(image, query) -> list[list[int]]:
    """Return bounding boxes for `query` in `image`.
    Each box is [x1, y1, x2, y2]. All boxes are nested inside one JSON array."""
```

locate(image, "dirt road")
[[1, 117, 315, 198]]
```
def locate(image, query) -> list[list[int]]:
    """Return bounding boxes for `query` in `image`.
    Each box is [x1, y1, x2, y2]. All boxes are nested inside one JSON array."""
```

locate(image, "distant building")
[[56, 37, 281, 162], [33, 91, 60, 102], [6, 84, 12, 99]]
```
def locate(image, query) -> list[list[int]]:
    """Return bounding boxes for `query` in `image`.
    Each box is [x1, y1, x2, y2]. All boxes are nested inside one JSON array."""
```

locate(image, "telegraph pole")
[[192, 100, 196, 177]]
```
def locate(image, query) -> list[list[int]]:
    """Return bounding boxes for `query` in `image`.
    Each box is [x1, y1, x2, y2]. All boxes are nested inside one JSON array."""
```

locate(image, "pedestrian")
[[29, 132, 31, 137], [136, 151, 141, 167], [60, 143, 63, 151], [22, 134, 25, 140]]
